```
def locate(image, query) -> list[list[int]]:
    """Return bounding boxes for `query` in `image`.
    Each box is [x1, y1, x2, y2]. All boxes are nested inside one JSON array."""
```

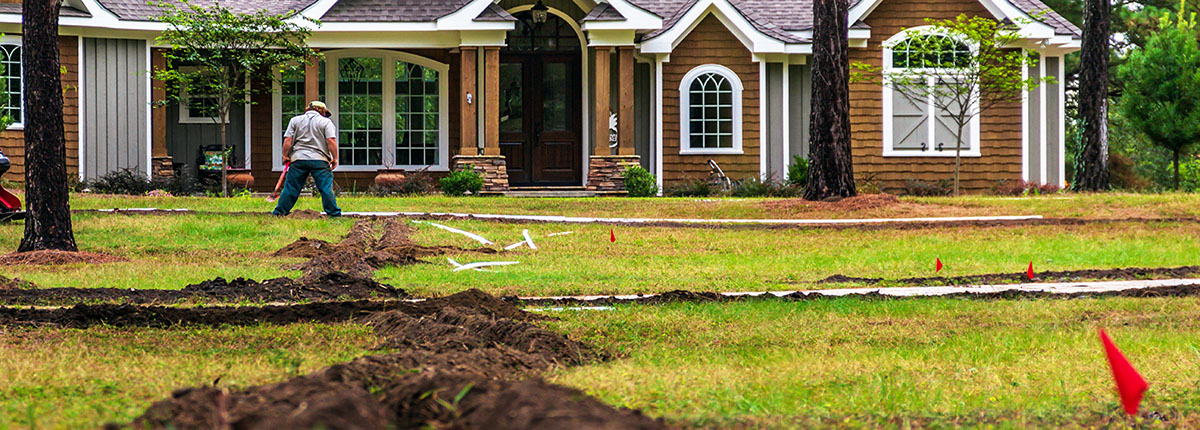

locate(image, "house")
[[0, 0, 1078, 194]]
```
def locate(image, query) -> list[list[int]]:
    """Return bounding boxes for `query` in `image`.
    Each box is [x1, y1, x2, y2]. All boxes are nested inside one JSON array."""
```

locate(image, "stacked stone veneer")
[[453, 155, 509, 193], [586, 155, 641, 194], [151, 156, 175, 180]]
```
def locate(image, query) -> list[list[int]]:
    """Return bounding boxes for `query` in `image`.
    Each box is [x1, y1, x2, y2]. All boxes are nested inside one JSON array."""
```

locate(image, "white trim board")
[[520, 278, 1200, 302]]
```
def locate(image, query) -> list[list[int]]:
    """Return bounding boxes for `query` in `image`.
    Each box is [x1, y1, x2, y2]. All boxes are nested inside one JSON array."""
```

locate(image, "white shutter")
[[891, 87, 929, 151]]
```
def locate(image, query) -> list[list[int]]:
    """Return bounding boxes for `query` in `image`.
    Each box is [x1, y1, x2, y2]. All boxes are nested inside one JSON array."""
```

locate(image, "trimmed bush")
[[370, 170, 437, 196], [624, 166, 658, 197], [85, 169, 160, 195], [439, 168, 484, 196], [730, 178, 775, 197], [901, 179, 953, 197], [665, 179, 717, 197], [787, 155, 808, 187]]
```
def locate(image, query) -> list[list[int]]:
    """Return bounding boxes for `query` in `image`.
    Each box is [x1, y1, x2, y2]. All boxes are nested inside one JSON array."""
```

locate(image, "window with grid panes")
[[394, 61, 440, 166], [337, 57, 384, 166], [0, 43, 20, 126]]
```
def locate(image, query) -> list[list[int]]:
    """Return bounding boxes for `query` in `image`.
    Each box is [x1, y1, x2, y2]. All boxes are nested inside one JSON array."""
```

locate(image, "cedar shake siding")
[[850, 0, 1024, 193], [661, 15, 760, 185], [248, 48, 462, 191], [0, 35, 80, 184]]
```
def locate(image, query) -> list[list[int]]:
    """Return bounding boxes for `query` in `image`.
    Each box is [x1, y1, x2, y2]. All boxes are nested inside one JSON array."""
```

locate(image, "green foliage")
[[852, 14, 1049, 195], [1181, 157, 1200, 191], [901, 179, 953, 197], [664, 179, 717, 197], [1117, 3, 1200, 189], [623, 166, 658, 197], [439, 168, 484, 196], [84, 169, 162, 195], [787, 156, 808, 187]]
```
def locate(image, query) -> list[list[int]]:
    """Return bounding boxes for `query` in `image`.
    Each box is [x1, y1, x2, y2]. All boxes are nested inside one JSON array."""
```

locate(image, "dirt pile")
[[120, 289, 662, 430], [817, 265, 1200, 286], [279, 220, 495, 280], [0, 271, 404, 306], [0, 250, 128, 266], [0, 276, 34, 290]]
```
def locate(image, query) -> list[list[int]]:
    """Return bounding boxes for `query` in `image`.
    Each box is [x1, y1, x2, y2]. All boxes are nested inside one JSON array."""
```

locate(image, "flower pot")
[[374, 169, 407, 188], [226, 168, 255, 189]]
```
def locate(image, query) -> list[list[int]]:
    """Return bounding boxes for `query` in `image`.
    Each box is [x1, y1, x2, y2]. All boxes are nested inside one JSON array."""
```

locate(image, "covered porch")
[[148, 0, 661, 194]]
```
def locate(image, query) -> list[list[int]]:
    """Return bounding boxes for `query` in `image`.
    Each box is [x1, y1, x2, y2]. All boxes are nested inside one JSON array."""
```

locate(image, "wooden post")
[[459, 47, 478, 156], [304, 54, 320, 103], [593, 46, 611, 156], [617, 46, 635, 156], [151, 48, 167, 159], [483, 47, 500, 156]]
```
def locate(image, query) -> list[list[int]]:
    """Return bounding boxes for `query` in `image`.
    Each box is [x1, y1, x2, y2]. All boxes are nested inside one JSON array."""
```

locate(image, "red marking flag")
[[936, 258, 943, 273], [1027, 261, 1035, 280], [610, 229, 616, 243], [1099, 328, 1149, 415]]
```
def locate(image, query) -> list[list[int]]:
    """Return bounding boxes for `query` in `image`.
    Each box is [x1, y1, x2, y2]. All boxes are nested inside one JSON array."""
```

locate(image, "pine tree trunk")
[[18, 0, 77, 253], [1074, 0, 1111, 191], [804, 0, 856, 201]]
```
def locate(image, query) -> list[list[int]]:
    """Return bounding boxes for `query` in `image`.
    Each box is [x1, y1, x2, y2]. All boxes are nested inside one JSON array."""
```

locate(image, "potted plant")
[[374, 154, 406, 188]]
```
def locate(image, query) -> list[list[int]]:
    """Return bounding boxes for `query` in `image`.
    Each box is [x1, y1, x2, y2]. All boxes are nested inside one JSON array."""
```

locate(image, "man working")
[[273, 101, 342, 217]]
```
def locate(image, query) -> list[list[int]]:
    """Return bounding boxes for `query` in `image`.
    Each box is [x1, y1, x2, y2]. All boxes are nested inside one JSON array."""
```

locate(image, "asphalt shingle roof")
[[94, 0, 317, 21], [0, 4, 91, 17], [583, 3, 627, 21], [321, 0, 470, 22]]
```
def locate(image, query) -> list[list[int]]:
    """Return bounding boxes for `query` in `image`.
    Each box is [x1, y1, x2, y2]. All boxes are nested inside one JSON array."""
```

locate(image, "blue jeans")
[[272, 160, 341, 217]]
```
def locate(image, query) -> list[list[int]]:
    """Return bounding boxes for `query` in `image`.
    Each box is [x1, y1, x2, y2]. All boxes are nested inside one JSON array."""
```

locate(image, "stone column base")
[[453, 155, 509, 194], [586, 155, 641, 194], [151, 156, 175, 181]]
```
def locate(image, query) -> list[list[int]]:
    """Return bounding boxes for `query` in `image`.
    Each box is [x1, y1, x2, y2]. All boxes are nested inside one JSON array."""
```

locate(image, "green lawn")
[[0, 323, 379, 430], [3, 210, 1200, 296], [548, 297, 1200, 429], [59, 191, 1200, 220]]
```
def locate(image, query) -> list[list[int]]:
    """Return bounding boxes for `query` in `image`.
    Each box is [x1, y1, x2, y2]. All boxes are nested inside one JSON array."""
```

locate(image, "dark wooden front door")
[[498, 54, 581, 186]]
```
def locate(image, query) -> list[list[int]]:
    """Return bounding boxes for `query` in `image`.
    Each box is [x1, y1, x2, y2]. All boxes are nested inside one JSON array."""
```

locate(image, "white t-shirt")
[[284, 110, 337, 163]]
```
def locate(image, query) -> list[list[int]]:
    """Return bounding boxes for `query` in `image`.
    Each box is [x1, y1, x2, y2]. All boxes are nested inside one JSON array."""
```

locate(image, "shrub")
[[730, 177, 775, 197], [623, 165, 658, 197], [370, 169, 437, 196], [85, 168, 160, 195], [439, 167, 484, 196], [901, 179, 953, 197], [162, 166, 199, 196], [664, 178, 716, 197], [991, 179, 1064, 196], [1108, 153, 1152, 191], [856, 172, 882, 195], [787, 155, 808, 187]]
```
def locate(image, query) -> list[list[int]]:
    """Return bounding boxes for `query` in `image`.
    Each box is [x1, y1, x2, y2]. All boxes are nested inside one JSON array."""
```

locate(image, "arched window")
[[882, 30, 980, 157], [0, 36, 22, 128], [680, 64, 743, 154]]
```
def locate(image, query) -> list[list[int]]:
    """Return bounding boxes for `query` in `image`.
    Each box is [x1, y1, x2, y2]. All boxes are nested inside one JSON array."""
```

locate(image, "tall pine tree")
[[805, 0, 857, 200], [19, 0, 77, 252], [1074, 0, 1111, 190]]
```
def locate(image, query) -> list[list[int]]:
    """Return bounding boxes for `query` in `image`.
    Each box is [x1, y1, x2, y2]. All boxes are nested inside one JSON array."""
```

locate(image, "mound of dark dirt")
[[0, 272, 404, 306], [286, 209, 327, 219], [118, 288, 661, 430], [271, 237, 334, 259], [817, 265, 1200, 286], [282, 220, 496, 280], [0, 250, 128, 266]]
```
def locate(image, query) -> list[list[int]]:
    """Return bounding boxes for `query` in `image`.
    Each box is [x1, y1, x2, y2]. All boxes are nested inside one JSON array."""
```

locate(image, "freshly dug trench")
[[0, 276, 35, 290], [0, 271, 403, 306], [817, 265, 1200, 286], [512, 283, 1200, 307], [118, 289, 663, 430]]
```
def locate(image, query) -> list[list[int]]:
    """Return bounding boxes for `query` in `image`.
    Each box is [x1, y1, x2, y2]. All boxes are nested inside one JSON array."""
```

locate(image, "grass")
[[0, 323, 380, 430], [4, 212, 1200, 295], [56, 191, 1200, 220], [547, 297, 1200, 428]]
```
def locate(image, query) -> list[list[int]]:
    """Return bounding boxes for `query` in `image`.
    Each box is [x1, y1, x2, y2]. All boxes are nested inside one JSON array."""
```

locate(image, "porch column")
[[304, 53, 320, 103], [149, 48, 171, 179], [483, 46, 501, 156], [592, 46, 611, 155], [459, 47, 478, 156], [617, 46, 635, 156]]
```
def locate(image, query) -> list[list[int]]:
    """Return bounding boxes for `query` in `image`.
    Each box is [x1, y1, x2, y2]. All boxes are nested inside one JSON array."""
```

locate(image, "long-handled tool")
[[0, 149, 26, 222], [266, 162, 290, 203]]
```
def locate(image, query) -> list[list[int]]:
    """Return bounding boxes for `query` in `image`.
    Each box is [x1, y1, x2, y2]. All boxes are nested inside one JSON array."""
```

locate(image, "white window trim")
[[679, 64, 744, 155], [0, 35, 23, 131], [177, 66, 227, 124], [881, 28, 981, 158], [273, 50, 450, 172]]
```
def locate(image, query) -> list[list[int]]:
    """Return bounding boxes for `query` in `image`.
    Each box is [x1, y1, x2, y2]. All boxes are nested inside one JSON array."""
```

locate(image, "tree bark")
[[804, 0, 856, 200], [1073, 0, 1111, 191], [18, 0, 77, 252]]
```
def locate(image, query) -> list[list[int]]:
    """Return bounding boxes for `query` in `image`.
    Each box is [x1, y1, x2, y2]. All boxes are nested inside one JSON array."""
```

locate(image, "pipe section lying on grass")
[[412, 220, 494, 245], [351, 212, 1044, 226]]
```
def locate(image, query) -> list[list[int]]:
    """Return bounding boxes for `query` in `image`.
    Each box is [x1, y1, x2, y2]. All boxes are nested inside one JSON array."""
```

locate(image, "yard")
[[2, 193, 1199, 429]]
